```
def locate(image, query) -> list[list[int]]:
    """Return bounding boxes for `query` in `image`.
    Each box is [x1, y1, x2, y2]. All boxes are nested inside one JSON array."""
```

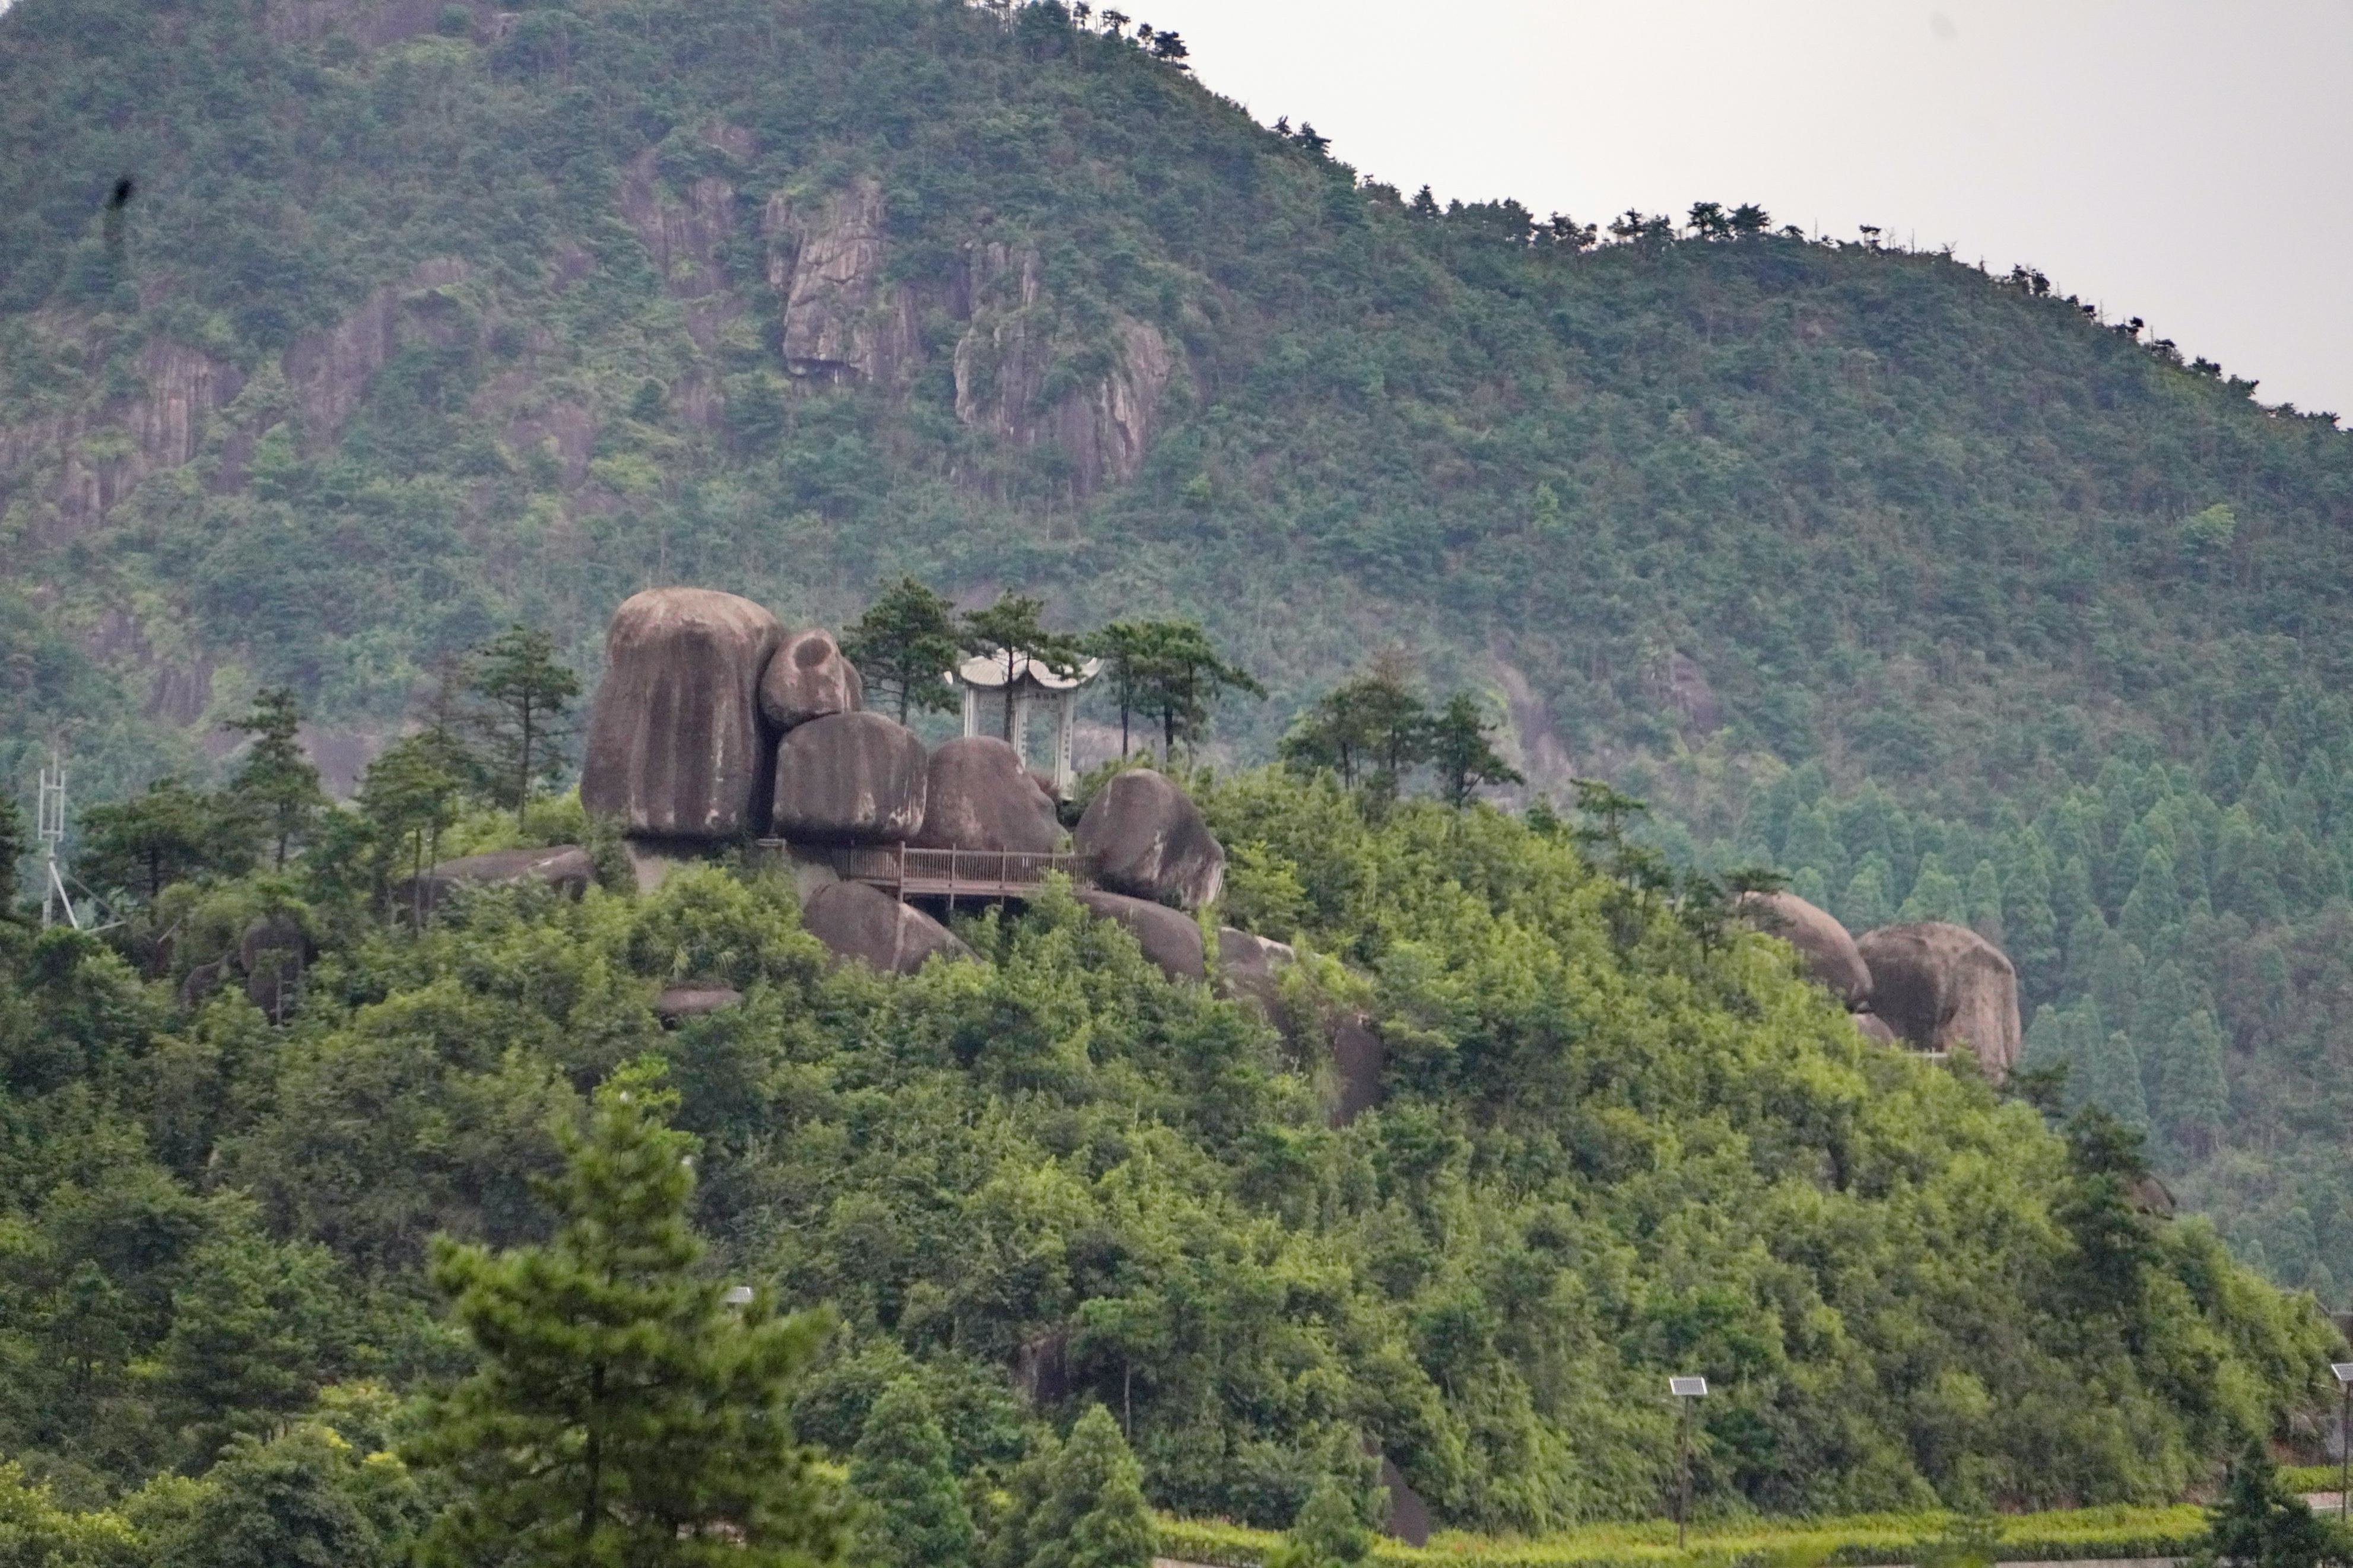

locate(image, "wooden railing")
[[761, 841, 1085, 901]]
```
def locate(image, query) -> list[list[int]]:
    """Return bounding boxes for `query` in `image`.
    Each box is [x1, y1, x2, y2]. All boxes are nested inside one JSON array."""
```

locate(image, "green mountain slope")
[[7, 0, 2353, 1288], [0, 777, 2330, 1530]]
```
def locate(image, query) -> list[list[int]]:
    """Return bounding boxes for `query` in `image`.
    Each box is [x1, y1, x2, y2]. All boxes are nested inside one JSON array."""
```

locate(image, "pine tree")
[[843, 578, 964, 725], [2118, 847, 2184, 953], [1427, 693, 1523, 807], [467, 624, 583, 825], [223, 688, 327, 870], [1897, 853, 1964, 923], [2160, 1009, 2231, 1157], [1266, 1474, 1375, 1568], [959, 595, 1086, 744], [412, 1061, 842, 1568], [992, 1405, 1151, 1568], [81, 777, 247, 902], [2197, 1442, 2348, 1568], [1838, 858, 1891, 934], [0, 792, 26, 917], [852, 1377, 975, 1568], [1964, 858, 2005, 944]]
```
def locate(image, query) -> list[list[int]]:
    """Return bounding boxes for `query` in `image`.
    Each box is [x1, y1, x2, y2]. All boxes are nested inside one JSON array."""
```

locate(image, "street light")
[[1669, 1376, 1707, 1548], [2333, 1363, 2353, 1521]]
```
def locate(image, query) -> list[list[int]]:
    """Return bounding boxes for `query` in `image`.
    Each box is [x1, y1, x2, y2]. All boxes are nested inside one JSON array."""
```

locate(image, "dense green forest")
[[5, 0, 2353, 1357], [0, 738, 2335, 1555]]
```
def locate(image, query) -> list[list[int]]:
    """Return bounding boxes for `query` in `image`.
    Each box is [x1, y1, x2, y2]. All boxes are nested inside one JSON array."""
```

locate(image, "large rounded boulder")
[[1856, 921, 2022, 1076], [581, 588, 782, 840], [1074, 768, 1225, 910], [760, 626, 863, 730], [912, 736, 1062, 853], [771, 712, 928, 844], [801, 881, 970, 975], [1075, 888, 1205, 982], [1737, 890, 1872, 1007]]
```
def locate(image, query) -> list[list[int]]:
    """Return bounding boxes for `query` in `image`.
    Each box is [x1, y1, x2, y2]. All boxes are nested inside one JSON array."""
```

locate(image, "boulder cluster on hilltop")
[[1737, 889, 2022, 1075]]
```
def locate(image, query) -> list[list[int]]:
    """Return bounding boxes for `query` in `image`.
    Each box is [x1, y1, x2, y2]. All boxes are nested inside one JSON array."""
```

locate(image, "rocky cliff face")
[[0, 340, 243, 542], [949, 242, 1171, 494], [766, 177, 919, 384]]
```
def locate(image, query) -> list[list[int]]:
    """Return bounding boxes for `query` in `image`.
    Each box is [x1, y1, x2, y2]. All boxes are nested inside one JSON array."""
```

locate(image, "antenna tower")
[[38, 750, 77, 930]]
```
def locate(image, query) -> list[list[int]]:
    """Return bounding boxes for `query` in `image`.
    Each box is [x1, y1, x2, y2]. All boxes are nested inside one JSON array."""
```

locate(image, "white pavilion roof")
[[952, 651, 1103, 692]]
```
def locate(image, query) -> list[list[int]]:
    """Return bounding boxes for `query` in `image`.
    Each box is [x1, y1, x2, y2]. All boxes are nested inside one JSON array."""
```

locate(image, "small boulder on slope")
[[759, 626, 863, 730], [396, 845, 596, 915], [581, 587, 782, 841], [801, 881, 970, 975], [771, 711, 928, 844], [1074, 768, 1225, 909], [913, 736, 1062, 854], [1074, 887, 1205, 982], [1856, 921, 2022, 1077], [1736, 890, 1872, 1007]]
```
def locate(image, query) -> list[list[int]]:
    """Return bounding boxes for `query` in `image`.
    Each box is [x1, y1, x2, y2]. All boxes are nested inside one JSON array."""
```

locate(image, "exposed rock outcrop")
[[0, 341, 243, 538], [951, 247, 1171, 496], [655, 985, 744, 1021], [395, 845, 597, 914], [912, 737, 1062, 853], [1379, 1455, 1433, 1547], [760, 628, 864, 730], [285, 258, 470, 450], [1214, 927, 1294, 1015], [1074, 768, 1225, 910], [767, 177, 918, 383], [621, 150, 737, 301], [1329, 1013, 1386, 1127], [1074, 888, 1205, 982], [770, 712, 928, 844], [1853, 1011, 1898, 1045], [582, 589, 782, 841], [239, 914, 313, 1023], [1737, 890, 1872, 1007], [800, 881, 969, 974], [1856, 921, 2022, 1076]]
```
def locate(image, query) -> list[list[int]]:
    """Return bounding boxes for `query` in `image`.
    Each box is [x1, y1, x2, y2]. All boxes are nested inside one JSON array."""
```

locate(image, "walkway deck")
[[763, 841, 1087, 902]]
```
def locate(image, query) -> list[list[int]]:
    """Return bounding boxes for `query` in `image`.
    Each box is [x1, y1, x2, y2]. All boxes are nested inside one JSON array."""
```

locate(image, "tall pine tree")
[[852, 1377, 975, 1568], [412, 1061, 843, 1568]]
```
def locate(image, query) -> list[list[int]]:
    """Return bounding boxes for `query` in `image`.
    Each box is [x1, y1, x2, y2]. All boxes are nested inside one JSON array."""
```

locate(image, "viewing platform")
[[761, 841, 1087, 903]]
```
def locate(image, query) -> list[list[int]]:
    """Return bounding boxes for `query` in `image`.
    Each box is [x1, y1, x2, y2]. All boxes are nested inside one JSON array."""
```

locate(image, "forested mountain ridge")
[[7, 0, 2353, 1290]]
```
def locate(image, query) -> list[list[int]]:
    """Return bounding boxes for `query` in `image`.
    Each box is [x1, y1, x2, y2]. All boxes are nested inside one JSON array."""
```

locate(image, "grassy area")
[[1158, 1503, 2214, 1568]]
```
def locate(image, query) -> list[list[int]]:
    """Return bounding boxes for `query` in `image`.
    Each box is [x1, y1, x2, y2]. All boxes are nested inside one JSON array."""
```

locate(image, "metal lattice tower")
[[37, 752, 78, 931]]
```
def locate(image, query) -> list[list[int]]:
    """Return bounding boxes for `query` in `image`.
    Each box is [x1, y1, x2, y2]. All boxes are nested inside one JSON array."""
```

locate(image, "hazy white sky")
[[1138, 0, 2353, 420]]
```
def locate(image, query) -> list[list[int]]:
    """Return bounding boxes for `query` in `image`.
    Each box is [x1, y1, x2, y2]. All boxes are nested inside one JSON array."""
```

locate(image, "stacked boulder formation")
[[1737, 891, 2023, 1077], [576, 590, 1247, 987]]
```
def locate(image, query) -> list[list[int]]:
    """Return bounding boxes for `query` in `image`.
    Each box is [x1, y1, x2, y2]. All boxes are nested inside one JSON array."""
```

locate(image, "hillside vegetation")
[[0, 764, 2332, 1545], [5, 0, 2353, 1289]]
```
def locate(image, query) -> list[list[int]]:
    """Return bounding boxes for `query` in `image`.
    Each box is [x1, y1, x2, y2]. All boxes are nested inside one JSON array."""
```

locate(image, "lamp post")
[[1669, 1376, 1707, 1548], [2333, 1363, 2353, 1521]]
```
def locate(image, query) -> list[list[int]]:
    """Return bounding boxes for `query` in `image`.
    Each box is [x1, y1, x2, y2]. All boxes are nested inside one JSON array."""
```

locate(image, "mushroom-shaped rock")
[[1215, 927, 1294, 1013], [240, 914, 313, 1022], [655, 985, 745, 1022], [759, 626, 863, 730], [1074, 768, 1225, 910], [1853, 1011, 1898, 1045], [1856, 921, 2022, 1076], [1737, 890, 1871, 1007], [771, 712, 928, 844], [398, 845, 596, 915], [1074, 888, 1205, 982], [912, 736, 1062, 853], [582, 588, 782, 840], [1329, 1013, 1386, 1127], [801, 881, 970, 975]]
